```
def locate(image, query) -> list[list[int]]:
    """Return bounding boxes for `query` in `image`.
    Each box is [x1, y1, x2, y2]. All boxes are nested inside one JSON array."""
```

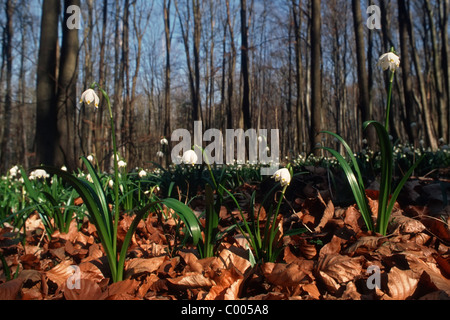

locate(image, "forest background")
[[0, 0, 448, 173]]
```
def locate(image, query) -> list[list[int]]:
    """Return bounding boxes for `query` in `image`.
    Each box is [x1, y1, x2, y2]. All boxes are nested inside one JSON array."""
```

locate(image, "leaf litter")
[[0, 175, 449, 300]]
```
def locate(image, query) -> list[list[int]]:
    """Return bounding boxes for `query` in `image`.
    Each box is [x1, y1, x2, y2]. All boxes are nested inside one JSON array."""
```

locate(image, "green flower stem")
[[92, 83, 121, 277], [385, 70, 395, 131]]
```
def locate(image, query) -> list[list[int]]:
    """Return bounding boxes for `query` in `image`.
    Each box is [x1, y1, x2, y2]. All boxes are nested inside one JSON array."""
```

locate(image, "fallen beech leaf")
[[314, 194, 335, 232], [301, 283, 321, 299], [0, 278, 24, 300], [167, 272, 215, 288], [217, 247, 251, 275], [407, 254, 450, 296], [343, 205, 364, 233], [125, 256, 167, 278], [344, 235, 383, 255], [317, 254, 363, 284], [434, 255, 450, 279], [386, 267, 419, 300], [45, 260, 75, 288], [317, 270, 340, 293], [101, 279, 139, 299], [63, 279, 103, 300], [390, 213, 426, 234], [341, 281, 361, 300], [262, 262, 310, 286], [205, 268, 243, 300], [179, 251, 203, 273]]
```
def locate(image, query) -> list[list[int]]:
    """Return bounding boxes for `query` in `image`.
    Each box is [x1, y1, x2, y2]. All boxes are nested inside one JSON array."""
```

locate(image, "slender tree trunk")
[[0, 0, 14, 169], [36, 0, 60, 167], [310, 0, 322, 155], [352, 0, 375, 148], [424, 0, 447, 142], [95, 0, 108, 170], [240, 0, 251, 130], [398, 0, 418, 144], [406, 1, 438, 150], [292, 0, 304, 154], [225, 0, 236, 129], [164, 0, 172, 166], [55, 0, 80, 170]]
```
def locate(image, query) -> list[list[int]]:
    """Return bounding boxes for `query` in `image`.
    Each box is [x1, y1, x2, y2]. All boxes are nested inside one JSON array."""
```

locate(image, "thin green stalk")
[[385, 71, 395, 131]]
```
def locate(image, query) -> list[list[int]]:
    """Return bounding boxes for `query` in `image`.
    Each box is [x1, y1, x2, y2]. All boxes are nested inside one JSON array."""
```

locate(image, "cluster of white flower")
[[29, 169, 50, 180]]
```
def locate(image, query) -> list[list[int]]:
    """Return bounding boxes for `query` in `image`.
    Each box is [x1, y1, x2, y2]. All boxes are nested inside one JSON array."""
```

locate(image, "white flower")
[[87, 154, 94, 162], [108, 179, 114, 189], [139, 169, 147, 178], [272, 168, 291, 186], [182, 150, 198, 165], [61, 166, 68, 171], [29, 169, 50, 180], [160, 138, 169, 145], [156, 151, 164, 158], [80, 89, 100, 108], [9, 165, 19, 177], [118, 160, 127, 168], [377, 52, 400, 72]]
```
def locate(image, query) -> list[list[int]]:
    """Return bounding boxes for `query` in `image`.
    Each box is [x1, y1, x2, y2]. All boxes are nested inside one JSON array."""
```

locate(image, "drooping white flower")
[[272, 168, 291, 186], [87, 154, 94, 162], [118, 160, 127, 168], [156, 151, 164, 158], [182, 150, 198, 165], [80, 89, 100, 108], [9, 165, 19, 177], [160, 138, 169, 145], [377, 52, 400, 72], [61, 165, 68, 171], [29, 169, 50, 180], [139, 169, 147, 178]]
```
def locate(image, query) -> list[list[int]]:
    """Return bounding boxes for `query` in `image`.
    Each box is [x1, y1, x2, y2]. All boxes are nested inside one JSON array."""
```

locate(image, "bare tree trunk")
[[424, 0, 447, 142], [292, 0, 305, 154], [439, 0, 450, 143], [95, 0, 108, 170], [192, 0, 202, 126], [240, 0, 251, 130], [36, 0, 60, 167], [0, 0, 14, 170], [310, 0, 322, 155], [163, 0, 172, 166], [352, 0, 375, 148], [55, 0, 80, 170], [225, 0, 236, 130], [398, 0, 418, 145]]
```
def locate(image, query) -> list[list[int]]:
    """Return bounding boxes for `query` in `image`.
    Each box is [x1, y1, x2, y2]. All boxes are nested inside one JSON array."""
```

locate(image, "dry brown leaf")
[[319, 235, 345, 257], [0, 278, 24, 300], [314, 194, 335, 232], [317, 254, 363, 284], [341, 281, 362, 300], [124, 256, 167, 278], [101, 279, 139, 299], [390, 213, 426, 234], [217, 247, 251, 275], [301, 283, 321, 299], [344, 235, 383, 255], [167, 272, 215, 289], [179, 251, 203, 273], [204, 268, 243, 300], [45, 260, 75, 288], [262, 262, 310, 287], [343, 205, 361, 232], [63, 279, 103, 300], [386, 267, 419, 300], [407, 254, 450, 296]]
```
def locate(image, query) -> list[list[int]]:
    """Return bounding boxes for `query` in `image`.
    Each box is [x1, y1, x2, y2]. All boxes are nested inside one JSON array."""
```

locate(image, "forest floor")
[[0, 167, 449, 301]]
